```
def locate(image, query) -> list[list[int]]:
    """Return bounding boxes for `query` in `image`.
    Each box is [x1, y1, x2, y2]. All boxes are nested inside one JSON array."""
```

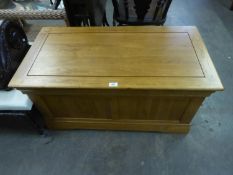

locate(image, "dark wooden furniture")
[[9, 26, 223, 133], [112, 0, 172, 25], [231, 1, 233, 10], [63, 0, 108, 26]]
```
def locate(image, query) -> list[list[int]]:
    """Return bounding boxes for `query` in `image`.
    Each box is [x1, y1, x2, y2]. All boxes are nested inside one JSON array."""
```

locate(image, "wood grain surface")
[[28, 89, 200, 133], [28, 32, 202, 77], [9, 26, 223, 91]]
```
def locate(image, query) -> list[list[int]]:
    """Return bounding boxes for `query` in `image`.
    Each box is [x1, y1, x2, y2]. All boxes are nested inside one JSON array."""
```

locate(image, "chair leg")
[[27, 106, 45, 135], [53, 0, 62, 10], [113, 19, 117, 26], [103, 12, 109, 26], [231, 2, 233, 10]]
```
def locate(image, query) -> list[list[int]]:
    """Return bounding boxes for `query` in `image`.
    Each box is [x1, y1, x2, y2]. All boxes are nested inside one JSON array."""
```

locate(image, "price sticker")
[[109, 82, 118, 87]]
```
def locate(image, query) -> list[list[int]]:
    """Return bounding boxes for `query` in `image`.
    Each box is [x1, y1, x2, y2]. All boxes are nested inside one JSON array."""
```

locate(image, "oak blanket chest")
[[9, 26, 223, 133]]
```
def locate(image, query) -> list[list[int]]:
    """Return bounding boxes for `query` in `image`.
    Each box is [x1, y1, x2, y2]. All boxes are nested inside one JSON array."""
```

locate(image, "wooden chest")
[[9, 26, 223, 133]]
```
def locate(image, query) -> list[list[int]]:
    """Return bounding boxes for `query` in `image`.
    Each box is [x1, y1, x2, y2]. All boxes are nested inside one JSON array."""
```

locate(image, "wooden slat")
[[46, 118, 190, 133]]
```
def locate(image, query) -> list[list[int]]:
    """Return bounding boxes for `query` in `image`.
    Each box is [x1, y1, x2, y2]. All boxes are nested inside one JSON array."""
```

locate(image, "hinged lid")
[[9, 26, 223, 91]]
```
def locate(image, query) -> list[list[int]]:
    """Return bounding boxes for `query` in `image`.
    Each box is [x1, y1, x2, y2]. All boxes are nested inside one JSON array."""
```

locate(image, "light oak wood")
[[27, 89, 195, 133], [46, 118, 190, 133], [180, 97, 205, 123], [9, 26, 223, 133], [29, 32, 202, 77], [9, 26, 223, 90]]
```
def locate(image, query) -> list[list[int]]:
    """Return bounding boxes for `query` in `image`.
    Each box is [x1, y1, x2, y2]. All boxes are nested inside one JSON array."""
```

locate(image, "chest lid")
[[9, 26, 223, 91]]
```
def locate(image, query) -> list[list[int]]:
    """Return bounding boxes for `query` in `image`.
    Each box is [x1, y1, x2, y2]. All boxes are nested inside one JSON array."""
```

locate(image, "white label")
[[109, 82, 118, 87]]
